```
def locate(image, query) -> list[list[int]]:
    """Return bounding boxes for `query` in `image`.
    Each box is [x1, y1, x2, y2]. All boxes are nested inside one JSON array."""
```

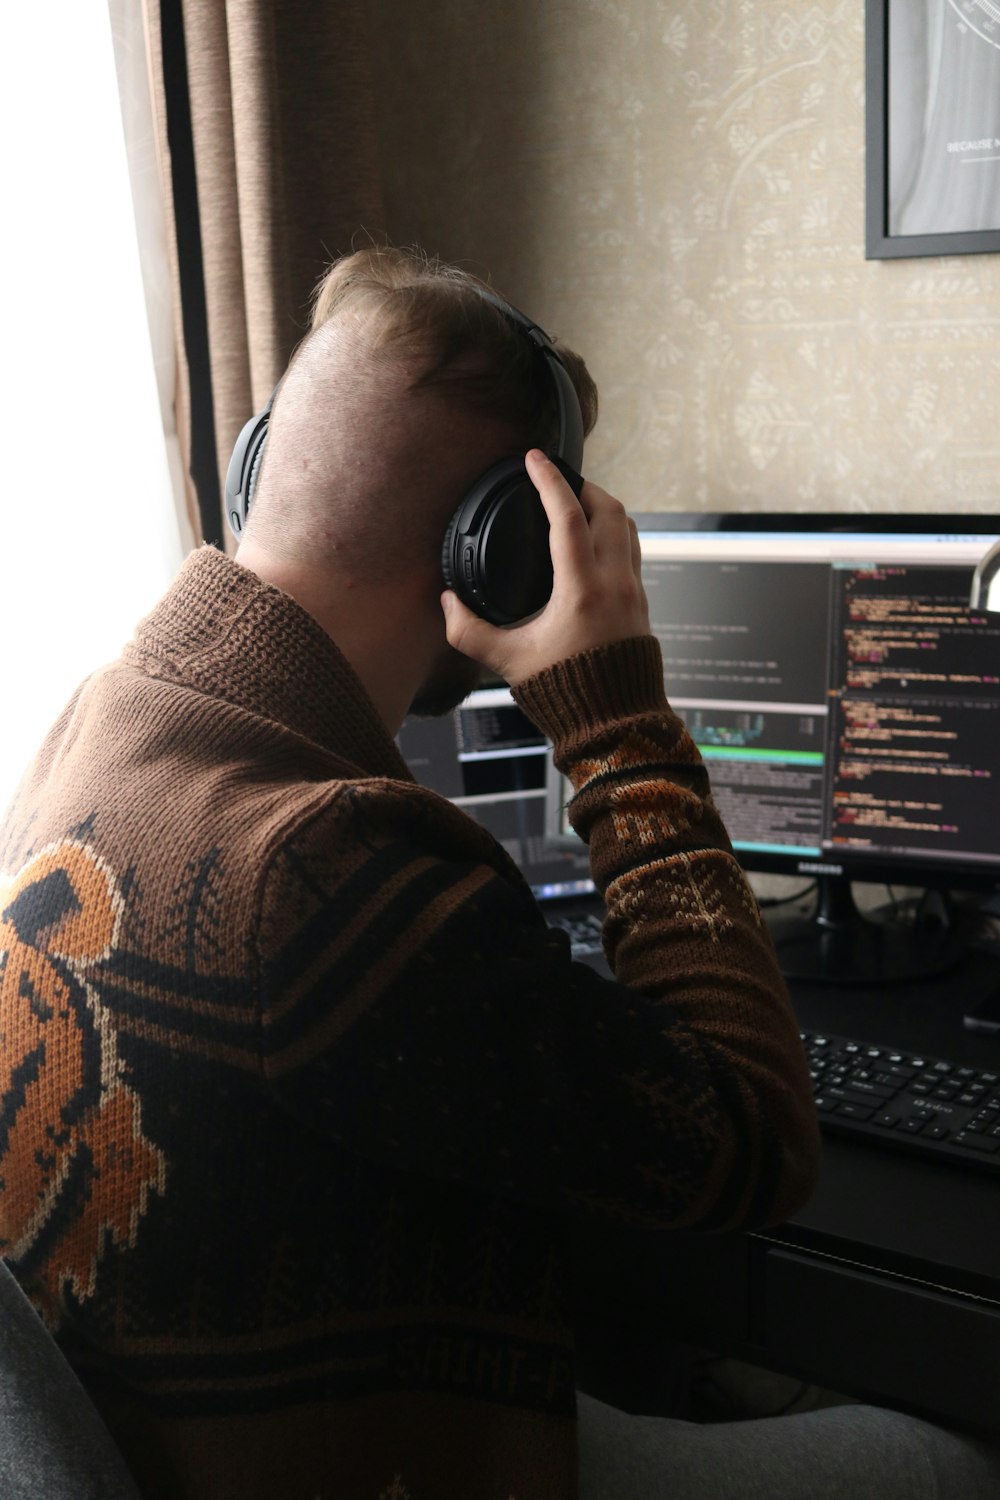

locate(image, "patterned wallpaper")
[[372, 0, 1000, 515]]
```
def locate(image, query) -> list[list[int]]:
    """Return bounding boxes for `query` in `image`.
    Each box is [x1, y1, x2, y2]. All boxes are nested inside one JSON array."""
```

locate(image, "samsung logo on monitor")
[[796, 861, 844, 877]]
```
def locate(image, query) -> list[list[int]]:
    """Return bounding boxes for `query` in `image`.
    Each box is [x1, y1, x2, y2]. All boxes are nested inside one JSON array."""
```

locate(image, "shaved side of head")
[[243, 317, 524, 580], [240, 247, 598, 584]]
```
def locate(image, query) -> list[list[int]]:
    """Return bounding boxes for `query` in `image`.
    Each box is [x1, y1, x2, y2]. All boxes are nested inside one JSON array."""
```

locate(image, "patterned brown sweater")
[[0, 545, 819, 1500]]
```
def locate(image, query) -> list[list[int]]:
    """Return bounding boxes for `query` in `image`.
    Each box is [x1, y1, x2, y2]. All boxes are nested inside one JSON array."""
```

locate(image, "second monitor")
[[399, 513, 1000, 980]]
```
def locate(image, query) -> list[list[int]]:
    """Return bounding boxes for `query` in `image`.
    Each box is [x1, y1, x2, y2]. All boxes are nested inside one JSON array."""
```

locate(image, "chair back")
[[0, 1258, 141, 1499]]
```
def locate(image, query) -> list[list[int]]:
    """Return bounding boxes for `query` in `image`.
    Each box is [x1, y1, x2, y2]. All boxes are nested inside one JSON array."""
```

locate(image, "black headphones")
[[224, 290, 585, 626]]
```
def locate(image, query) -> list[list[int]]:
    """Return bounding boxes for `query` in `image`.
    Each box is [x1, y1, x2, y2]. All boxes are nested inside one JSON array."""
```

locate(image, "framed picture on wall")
[[866, 0, 1000, 258]]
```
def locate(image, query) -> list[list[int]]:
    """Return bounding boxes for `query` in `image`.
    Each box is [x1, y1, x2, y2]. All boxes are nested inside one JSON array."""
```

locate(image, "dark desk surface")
[[788, 946, 1000, 1301], [572, 942, 1000, 1430]]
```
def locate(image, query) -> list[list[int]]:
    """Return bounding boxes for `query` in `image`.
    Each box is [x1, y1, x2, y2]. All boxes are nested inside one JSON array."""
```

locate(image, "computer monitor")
[[398, 514, 1000, 984], [396, 685, 598, 904]]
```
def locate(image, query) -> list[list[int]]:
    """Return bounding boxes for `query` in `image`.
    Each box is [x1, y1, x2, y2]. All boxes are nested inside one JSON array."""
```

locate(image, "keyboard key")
[[827, 1084, 896, 1108], [954, 1132, 1000, 1154], [836, 1102, 875, 1121]]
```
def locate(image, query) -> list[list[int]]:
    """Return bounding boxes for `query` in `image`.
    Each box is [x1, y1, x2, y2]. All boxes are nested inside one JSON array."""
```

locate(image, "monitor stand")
[[765, 875, 964, 986]]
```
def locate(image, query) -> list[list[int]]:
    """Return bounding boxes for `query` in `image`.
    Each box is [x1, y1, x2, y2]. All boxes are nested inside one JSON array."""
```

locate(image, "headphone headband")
[[475, 291, 584, 472]]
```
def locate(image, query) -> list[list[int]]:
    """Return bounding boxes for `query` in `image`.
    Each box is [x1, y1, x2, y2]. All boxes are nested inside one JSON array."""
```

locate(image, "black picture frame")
[[866, 0, 1000, 259]]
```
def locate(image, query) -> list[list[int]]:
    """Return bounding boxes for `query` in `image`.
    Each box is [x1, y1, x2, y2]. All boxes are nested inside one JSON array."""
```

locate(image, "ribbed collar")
[[125, 545, 413, 781]]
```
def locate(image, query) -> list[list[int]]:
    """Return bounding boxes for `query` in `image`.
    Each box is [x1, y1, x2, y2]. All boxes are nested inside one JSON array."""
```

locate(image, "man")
[[1, 247, 995, 1499]]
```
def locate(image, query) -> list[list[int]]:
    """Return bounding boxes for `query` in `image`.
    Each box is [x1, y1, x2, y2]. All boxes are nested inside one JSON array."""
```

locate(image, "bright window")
[[0, 5, 187, 814]]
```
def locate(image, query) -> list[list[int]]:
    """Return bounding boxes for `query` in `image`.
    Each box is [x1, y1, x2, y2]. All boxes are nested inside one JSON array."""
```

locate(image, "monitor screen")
[[398, 515, 1000, 911], [633, 515, 1000, 892], [396, 685, 597, 902]]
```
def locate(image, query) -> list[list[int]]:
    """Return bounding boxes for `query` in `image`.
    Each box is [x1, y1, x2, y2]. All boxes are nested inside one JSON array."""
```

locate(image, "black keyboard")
[[803, 1029, 1000, 1173], [546, 907, 605, 958]]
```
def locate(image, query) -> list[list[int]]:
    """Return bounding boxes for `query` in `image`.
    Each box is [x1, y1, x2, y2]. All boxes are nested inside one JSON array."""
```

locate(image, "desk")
[[572, 947, 1000, 1436]]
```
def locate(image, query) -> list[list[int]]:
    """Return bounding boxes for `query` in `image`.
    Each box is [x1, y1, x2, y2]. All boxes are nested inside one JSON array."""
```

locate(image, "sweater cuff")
[[511, 635, 667, 743]]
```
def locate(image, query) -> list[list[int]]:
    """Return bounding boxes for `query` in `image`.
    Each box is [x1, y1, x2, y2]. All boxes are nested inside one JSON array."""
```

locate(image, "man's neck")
[[233, 541, 432, 735]]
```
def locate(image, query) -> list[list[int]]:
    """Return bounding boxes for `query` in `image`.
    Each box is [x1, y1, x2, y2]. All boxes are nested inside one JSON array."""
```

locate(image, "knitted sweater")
[[0, 545, 819, 1500]]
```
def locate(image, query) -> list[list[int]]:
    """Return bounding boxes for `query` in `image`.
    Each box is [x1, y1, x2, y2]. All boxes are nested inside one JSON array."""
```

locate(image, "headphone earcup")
[[443, 457, 582, 626], [442, 459, 525, 623], [441, 512, 462, 595], [225, 408, 271, 539]]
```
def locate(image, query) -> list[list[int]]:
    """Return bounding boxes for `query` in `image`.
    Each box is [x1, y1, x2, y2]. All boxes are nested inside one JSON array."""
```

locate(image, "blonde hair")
[[309, 245, 598, 447]]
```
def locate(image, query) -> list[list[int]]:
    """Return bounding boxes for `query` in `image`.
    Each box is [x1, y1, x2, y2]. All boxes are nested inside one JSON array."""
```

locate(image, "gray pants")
[[6, 1243, 999, 1500], [0, 1260, 141, 1500], [578, 1390, 1000, 1500]]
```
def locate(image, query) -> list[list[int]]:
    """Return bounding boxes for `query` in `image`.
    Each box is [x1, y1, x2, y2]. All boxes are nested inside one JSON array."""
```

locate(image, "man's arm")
[[440, 451, 819, 1223], [513, 632, 821, 1227], [257, 456, 819, 1228]]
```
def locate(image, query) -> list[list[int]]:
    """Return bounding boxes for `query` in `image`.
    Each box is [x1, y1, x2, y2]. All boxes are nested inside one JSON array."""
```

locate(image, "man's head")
[[234, 245, 598, 723], [243, 246, 596, 576]]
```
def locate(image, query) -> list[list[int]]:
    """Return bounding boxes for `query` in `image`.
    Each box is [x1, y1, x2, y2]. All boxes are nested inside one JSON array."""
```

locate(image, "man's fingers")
[[586, 491, 634, 569], [524, 449, 581, 514], [524, 451, 590, 568], [441, 590, 505, 671], [628, 515, 643, 578]]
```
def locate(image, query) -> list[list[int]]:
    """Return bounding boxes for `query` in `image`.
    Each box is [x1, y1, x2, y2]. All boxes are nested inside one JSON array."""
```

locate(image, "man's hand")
[[441, 450, 650, 686]]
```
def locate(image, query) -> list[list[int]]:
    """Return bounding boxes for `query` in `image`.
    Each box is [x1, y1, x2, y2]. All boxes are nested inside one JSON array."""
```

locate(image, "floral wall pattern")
[[373, 0, 1000, 514]]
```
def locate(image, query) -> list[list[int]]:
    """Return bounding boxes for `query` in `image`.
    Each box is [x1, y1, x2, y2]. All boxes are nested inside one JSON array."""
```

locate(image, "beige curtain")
[[142, 0, 386, 546]]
